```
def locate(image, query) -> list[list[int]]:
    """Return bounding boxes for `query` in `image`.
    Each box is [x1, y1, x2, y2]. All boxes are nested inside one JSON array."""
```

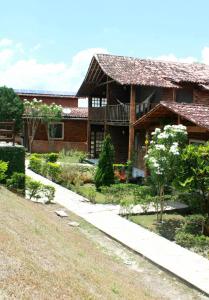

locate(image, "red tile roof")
[[134, 102, 209, 130], [77, 54, 209, 96], [62, 107, 88, 119], [96, 54, 209, 87]]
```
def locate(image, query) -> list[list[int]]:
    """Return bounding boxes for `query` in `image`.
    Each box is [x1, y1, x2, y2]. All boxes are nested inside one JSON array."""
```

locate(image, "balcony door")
[[90, 131, 104, 158]]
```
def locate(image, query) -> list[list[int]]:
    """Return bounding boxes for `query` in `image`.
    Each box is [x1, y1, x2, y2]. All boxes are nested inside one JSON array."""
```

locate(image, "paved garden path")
[[27, 168, 209, 296]]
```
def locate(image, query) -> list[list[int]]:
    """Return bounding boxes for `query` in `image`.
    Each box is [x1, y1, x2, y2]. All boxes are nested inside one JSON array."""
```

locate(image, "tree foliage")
[[24, 99, 62, 152], [0, 86, 24, 132], [176, 143, 209, 218], [95, 134, 115, 189], [145, 125, 188, 222]]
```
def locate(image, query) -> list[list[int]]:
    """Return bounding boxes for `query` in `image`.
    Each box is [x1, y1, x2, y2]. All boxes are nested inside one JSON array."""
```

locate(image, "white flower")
[[169, 142, 179, 155], [158, 132, 169, 139], [155, 144, 166, 151], [164, 125, 172, 130], [151, 128, 161, 135]]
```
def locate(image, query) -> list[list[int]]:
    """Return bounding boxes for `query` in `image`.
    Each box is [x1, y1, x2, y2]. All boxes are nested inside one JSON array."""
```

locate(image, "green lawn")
[[128, 213, 185, 241]]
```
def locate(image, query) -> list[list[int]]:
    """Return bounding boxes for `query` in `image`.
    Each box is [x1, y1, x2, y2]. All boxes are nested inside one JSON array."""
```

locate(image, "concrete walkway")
[[26, 168, 209, 296]]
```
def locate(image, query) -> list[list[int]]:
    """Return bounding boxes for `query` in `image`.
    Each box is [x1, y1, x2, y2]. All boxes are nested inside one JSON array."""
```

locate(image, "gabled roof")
[[62, 107, 88, 119], [134, 102, 209, 130], [77, 54, 209, 96]]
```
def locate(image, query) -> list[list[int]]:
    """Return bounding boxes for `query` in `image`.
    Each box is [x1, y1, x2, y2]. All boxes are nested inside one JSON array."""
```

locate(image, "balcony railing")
[[0, 121, 15, 145], [89, 104, 130, 124]]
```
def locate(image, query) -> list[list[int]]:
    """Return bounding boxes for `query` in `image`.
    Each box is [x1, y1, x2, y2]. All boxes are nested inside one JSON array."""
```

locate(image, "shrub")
[[45, 162, 61, 182], [26, 177, 43, 200], [175, 232, 196, 248], [175, 231, 209, 252], [60, 164, 95, 185], [87, 188, 97, 203], [41, 184, 55, 204], [45, 153, 58, 163], [29, 155, 43, 174], [6, 172, 25, 193], [0, 160, 8, 182], [178, 192, 202, 214], [58, 149, 87, 164], [26, 177, 55, 204], [180, 215, 205, 235], [95, 134, 115, 189], [0, 145, 25, 177]]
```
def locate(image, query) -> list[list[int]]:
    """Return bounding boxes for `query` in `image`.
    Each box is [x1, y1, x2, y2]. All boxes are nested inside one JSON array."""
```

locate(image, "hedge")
[[0, 145, 25, 177]]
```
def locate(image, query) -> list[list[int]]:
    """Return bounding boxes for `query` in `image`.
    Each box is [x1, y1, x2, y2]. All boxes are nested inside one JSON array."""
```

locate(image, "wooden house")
[[16, 90, 88, 153], [77, 54, 209, 176]]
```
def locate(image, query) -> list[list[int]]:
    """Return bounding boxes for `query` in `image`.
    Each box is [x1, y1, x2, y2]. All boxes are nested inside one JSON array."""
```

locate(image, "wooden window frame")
[[48, 122, 64, 140]]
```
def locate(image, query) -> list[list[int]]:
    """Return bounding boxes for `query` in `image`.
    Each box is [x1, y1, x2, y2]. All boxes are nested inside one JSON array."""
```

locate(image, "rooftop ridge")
[[95, 53, 208, 68]]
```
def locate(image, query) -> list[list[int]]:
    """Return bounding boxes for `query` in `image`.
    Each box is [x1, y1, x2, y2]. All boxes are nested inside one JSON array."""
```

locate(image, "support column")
[[104, 76, 109, 135], [87, 97, 91, 156], [128, 85, 136, 160]]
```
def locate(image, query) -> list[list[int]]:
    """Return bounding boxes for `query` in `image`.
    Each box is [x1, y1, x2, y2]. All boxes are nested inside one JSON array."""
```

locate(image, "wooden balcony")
[[0, 121, 15, 145], [89, 104, 130, 125]]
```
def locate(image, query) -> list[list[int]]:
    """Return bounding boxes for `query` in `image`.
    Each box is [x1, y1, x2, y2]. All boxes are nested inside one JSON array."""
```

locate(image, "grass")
[[0, 185, 158, 300], [128, 213, 185, 240], [78, 183, 135, 204]]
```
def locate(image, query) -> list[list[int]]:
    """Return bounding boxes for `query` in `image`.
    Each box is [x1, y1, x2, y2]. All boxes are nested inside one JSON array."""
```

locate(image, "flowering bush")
[[145, 124, 188, 221]]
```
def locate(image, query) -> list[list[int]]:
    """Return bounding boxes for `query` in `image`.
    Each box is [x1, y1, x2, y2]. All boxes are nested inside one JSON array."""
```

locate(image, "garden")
[[26, 125, 209, 259], [0, 86, 208, 260]]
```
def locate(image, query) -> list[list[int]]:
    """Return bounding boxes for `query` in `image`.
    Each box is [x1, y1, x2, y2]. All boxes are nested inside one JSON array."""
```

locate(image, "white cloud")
[[0, 49, 14, 65], [0, 44, 108, 94], [201, 47, 209, 64], [0, 38, 13, 47]]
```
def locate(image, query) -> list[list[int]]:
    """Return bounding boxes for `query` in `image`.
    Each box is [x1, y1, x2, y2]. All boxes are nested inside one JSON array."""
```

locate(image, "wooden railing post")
[[128, 85, 136, 160]]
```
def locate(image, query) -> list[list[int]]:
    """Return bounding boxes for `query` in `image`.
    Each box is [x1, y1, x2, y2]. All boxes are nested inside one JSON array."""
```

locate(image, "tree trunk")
[[159, 186, 164, 223]]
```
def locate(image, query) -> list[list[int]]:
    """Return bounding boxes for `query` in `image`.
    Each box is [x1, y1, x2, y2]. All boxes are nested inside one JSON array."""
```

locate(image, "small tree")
[[24, 99, 62, 152], [0, 86, 24, 132], [176, 143, 209, 219], [95, 134, 115, 189], [145, 124, 187, 222]]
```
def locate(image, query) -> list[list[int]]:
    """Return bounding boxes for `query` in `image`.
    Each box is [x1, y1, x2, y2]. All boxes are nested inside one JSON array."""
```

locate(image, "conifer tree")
[[95, 134, 115, 189]]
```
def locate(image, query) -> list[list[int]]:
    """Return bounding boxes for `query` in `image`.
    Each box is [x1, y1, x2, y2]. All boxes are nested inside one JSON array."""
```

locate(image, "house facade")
[[77, 54, 209, 176], [16, 89, 88, 153]]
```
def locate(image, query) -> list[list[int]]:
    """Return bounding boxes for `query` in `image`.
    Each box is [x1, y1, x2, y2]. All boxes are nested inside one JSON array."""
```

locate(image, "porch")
[[89, 104, 130, 125]]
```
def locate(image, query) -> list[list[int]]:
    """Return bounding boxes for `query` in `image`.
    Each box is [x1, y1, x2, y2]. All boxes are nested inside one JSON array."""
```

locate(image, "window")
[[101, 98, 107, 107], [176, 89, 193, 103], [48, 122, 64, 140], [92, 98, 101, 107], [91, 97, 107, 107]]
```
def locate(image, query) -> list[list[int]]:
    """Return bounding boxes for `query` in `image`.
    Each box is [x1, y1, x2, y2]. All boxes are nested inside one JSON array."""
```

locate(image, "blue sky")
[[0, 0, 209, 100]]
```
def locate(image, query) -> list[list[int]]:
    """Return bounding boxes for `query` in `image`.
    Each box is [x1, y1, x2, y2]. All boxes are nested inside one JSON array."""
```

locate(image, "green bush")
[[0, 145, 25, 177], [29, 155, 43, 174], [175, 232, 196, 248], [45, 162, 61, 182], [58, 149, 87, 164], [175, 231, 209, 252], [26, 177, 43, 200], [45, 153, 58, 163], [87, 188, 96, 203], [6, 172, 25, 193], [0, 160, 8, 182], [26, 177, 55, 204], [178, 192, 202, 214], [41, 184, 55, 204], [180, 215, 205, 235]]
